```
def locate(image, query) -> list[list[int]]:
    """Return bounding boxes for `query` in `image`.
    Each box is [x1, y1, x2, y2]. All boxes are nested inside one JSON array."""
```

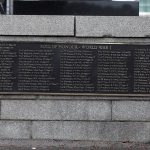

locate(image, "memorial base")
[[0, 16, 150, 145]]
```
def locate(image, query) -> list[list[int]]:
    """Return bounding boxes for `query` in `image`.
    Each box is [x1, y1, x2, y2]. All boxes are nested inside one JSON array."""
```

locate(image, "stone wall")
[[0, 15, 150, 145]]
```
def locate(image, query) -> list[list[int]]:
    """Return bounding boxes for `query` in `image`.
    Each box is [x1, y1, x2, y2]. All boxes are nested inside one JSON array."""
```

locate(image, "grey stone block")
[[0, 121, 31, 139], [32, 121, 150, 142], [0, 15, 74, 36], [1, 100, 111, 121], [112, 101, 150, 121], [76, 16, 150, 37]]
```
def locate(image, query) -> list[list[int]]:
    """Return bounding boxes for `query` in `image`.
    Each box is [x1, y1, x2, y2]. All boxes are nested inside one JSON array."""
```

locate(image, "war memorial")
[[0, 0, 150, 149]]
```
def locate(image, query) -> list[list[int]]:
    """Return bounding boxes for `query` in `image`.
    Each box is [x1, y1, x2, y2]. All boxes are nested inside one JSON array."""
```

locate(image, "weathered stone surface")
[[32, 121, 150, 142], [1, 95, 37, 100], [112, 101, 150, 121], [76, 17, 150, 37], [0, 147, 28, 150], [0, 15, 74, 36], [1, 100, 111, 121], [0, 140, 150, 150], [0, 121, 31, 139], [0, 145, 149, 150], [38, 95, 150, 101], [38, 96, 115, 100]]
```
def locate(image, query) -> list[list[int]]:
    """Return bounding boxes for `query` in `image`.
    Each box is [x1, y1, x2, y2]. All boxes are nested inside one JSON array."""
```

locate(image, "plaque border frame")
[[0, 41, 150, 97]]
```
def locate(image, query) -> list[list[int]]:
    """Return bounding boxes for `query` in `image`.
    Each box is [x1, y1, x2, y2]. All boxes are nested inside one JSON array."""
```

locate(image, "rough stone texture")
[[0, 95, 37, 100], [1, 100, 111, 121], [1, 95, 150, 101], [0, 15, 74, 36], [0, 145, 149, 150], [112, 101, 150, 121], [0, 140, 150, 150], [76, 16, 150, 37], [32, 121, 150, 142], [38, 96, 122, 101], [38, 95, 150, 101], [0, 121, 31, 139]]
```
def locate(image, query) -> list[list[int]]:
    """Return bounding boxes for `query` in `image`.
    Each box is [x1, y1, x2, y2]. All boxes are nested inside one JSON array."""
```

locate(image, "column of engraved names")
[[17, 44, 57, 92], [97, 45, 132, 93], [134, 46, 150, 93], [59, 44, 96, 92], [0, 43, 17, 92]]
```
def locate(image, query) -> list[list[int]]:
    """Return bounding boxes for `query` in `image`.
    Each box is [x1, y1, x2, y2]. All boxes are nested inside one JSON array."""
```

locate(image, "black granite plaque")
[[0, 42, 150, 95]]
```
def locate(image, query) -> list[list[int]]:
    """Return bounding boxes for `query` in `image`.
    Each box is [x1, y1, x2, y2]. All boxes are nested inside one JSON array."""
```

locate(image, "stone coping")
[[1, 16, 150, 37], [0, 15, 74, 36]]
